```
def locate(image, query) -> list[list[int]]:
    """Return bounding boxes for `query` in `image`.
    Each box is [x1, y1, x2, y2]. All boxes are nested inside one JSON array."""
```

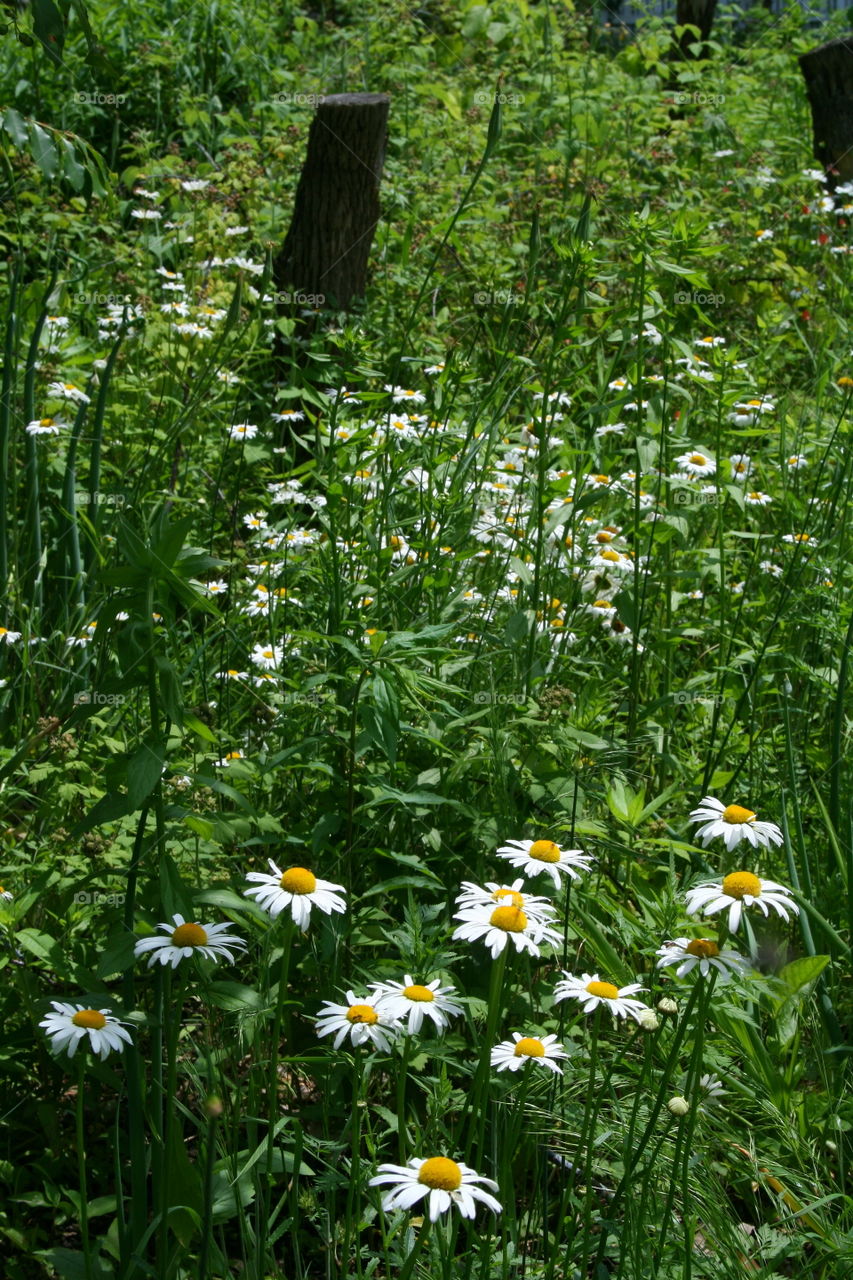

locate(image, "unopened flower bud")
[[637, 1009, 660, 1032], [657, 997, 678, 1016], [667, 1096, 690, 1117]]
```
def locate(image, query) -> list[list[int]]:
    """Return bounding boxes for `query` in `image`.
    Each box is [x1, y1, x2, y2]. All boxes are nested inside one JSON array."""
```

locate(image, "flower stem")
[[255, 917, 295, 1275], [465, 948, 507, 1162], [76, 1057, 93, 1280]]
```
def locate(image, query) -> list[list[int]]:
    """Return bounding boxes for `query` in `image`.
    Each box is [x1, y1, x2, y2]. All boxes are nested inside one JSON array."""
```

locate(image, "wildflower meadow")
[[0, 1, 851, 1277]]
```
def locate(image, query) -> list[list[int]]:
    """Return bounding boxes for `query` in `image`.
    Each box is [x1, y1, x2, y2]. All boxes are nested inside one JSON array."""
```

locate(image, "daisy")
[[452, 899, 561, 960], [0, 627, 22, 644], [243, 861, 346, 929], [230, 423, 258, 440], [40, 1002, 133, 1060], [0, 886, 11, 901], [491, 1032, 567, 1074], [26, 417, 69, 436], [655, 937, 750, 981], [453, 880, 556, 926], [315, 991, 402, 1053], [384, 385, 426, 404], [133, 913, 247, 969], [370, 976, 463, 1034], [215, 751, 245, 767], [553, 972, 647, 1021], [369, 1157, 501, 1221], [684, 872, 798, 933], [251, 643, 284, 669], [694, 336, 726, 348], [786, 454, 808, 469], [495, 838, 594, 889], [47, 381, 90, 405], [729, 453, 751, 480], [676, 451, 716, 478], [130, 208, 162, 221], [688, 796, 783, 850], [745, 491, 772, 506], [271, 409, 305, 423], [782, 533, 814, 547]]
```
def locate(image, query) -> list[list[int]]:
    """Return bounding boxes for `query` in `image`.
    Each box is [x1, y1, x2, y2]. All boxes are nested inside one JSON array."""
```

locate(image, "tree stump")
[[670, 0, 718, 62], [799, 38, 853, 192], [273, 92, 390, 313]]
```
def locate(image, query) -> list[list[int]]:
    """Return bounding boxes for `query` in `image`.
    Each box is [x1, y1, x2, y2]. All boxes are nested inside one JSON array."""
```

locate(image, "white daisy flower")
[[251, 643, 284, 669], [271, 409, 305, 423], [688, 796, 783, 850], [0, 885, 12, 900], [370, 976, 463, 1034], [0, 628, 22, 644], [47, 381, 90, 404], [698, 1073, 726, 1102], [782, 533, 815, 547], [230, 423, 258, 440], [745, 491, 772, 506], [40, 1002, 133, 1060], [676, 451, 717, 478], [451, 897, 561, 960], [243, 861, 346, 930], [729, 453, 751, 480], [553, 972, 647, 1021], [495, 838, 594, 889], [453, 880, 556, 927], [384, 385, 426, 404], [133, 913, 247, 969], [26, 417, 69, 437], [684, 872, 798, 933], [786, 454, 808, 469], [315, 991, 402, 1053], [369, 1156, 501, 1221], [130, 208, 162, 221], [655, 937, 750, 981], [215, 751, 245, 767], [491, 1032, 567, 1074]]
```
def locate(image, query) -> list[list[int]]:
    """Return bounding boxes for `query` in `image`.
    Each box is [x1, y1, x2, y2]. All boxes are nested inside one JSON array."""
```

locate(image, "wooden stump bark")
[[273, 92, 390, 312], [671, 0, 718, 62], [799, 37, 853, 191]]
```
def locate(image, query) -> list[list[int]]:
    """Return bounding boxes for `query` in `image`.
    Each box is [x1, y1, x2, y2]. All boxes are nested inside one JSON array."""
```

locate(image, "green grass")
[[0, 1, 851, 1277]]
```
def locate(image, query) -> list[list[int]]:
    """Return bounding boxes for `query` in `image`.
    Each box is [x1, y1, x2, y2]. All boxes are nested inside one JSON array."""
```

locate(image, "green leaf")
[[27, 121, 59, 180], [97, 932, 138, 979], [206, 981, 264, 1013], [31, 0, 66, 65], [778, 954, 830, 997], [34, 1249, 112, 1280], [126, 738, 166, 810]]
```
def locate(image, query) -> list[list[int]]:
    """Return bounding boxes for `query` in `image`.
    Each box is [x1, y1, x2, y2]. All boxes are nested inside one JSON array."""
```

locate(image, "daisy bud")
[[667, 1096, 690, 1117], [637, 1009, 660, 1032], [657, 997, 679, 1016]]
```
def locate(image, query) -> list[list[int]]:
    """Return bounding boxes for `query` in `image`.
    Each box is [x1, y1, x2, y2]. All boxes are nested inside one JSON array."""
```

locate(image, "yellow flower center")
[[492, 888, 524, 908], [40, 418, 53, 426], [685, 939, 719, 959], [721, 871, 761, 900], [600, 549, 620, 562], [71, 1010, 107, 1030], [722, 804, 756, 825], [748, 491, 762, 501], [594, 474, 610, 483], [593, 599, 613, 610], [689, 453, 708, 465], [529, 840, 561, 864], [279, 867, 317, 895], [585, 981, 619, 1000], [595, 531, 613, 543], [490, 904, 528, 933], [171, 922, 209, 947], [346, 1004, 378, 1025], [418, 1157, 462, 1190], [514, 1036, 545, 1058], [402, 984, 434, 1003]]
